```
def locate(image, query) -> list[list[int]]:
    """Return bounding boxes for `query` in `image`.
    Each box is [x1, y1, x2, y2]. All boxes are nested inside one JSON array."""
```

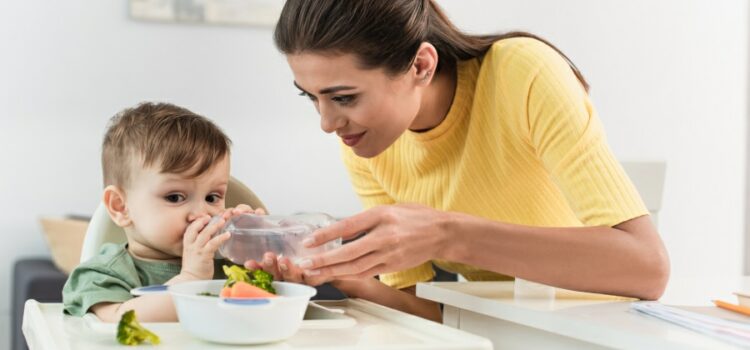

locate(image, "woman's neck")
[[410, 64, 457, 132]]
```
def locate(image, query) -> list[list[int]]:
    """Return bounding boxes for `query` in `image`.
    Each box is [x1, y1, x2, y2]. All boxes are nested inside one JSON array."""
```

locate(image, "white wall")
[[0, 2, 360, 348], [438, 0, 749, 280], [1, 1, 747, 348]]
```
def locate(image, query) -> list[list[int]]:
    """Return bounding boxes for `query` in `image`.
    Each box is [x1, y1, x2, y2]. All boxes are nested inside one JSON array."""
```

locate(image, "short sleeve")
[[378, 262, 435, 289], [62, 248, 140, 316], [523, 41, 648, 226], [341, 146, 436, 288]]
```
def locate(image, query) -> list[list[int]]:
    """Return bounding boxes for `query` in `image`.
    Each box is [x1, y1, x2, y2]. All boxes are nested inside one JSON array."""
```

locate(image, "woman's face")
[[287, 52, 423, 158]]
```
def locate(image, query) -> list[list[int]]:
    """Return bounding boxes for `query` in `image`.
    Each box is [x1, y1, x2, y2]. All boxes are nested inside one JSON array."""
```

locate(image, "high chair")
[[79, 176, 267, 263]]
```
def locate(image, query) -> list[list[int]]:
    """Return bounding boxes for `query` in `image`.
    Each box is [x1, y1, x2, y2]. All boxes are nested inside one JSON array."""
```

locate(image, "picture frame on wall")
[[129, 0, 283, 27]]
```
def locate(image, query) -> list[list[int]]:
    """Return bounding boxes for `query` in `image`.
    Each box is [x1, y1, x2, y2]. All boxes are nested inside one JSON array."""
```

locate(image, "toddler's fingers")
[[183, 215, 211, 244], [196, 215, 227, 246], [231, 204, 255, 215], [254, 208, 266, 215], [204, 231, 230, 252]]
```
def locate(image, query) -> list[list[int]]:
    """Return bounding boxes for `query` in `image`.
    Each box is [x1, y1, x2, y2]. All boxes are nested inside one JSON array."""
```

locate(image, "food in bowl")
[[129, 265, 316, 344], [215, 213, 342, 265], [219, 265, 277, 298], [170, 280, 316, 344]]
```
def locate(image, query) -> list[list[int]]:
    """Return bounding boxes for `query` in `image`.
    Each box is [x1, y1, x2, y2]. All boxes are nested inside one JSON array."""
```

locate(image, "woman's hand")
[[296, 204, 452, 281], [244, 252, 332, 286]]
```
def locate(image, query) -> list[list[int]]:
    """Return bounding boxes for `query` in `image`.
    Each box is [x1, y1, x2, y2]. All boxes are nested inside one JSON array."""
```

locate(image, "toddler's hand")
[[230, 204, 266, 216], [180, 213, 231, 281]]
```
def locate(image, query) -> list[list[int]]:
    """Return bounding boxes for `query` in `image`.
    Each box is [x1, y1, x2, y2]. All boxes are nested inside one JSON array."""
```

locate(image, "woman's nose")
[[320, 110, 346, 134]]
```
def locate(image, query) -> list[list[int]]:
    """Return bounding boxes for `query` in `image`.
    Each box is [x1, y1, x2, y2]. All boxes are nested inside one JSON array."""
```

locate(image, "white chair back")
[[621, 161, 666, 227], [79, 176, 266, 263]]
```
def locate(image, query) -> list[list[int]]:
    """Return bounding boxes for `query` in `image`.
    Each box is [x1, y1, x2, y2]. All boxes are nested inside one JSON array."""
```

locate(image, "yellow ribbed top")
[[341, 38, 648, 289]]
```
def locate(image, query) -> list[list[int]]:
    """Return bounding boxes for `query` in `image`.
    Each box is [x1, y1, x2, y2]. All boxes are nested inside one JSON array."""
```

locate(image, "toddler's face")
[[123, 155, 230, 259]]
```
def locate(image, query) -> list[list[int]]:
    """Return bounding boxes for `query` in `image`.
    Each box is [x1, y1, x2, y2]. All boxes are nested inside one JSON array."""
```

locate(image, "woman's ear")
[[412, 42, 439, 86], [103, 185, 131, 227]]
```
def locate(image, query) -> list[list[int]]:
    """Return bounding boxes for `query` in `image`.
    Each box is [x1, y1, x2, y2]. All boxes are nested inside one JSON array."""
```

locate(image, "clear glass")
[[215, 213, 341, 265]]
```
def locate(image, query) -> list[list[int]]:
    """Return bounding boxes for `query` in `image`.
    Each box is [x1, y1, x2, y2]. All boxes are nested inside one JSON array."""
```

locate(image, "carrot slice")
[[230, 281, 277, 298]]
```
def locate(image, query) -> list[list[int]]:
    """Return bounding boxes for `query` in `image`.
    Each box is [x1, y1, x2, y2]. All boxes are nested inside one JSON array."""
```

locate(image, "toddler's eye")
[[165, 194, 184, 203], [206, 194, 222, 203]]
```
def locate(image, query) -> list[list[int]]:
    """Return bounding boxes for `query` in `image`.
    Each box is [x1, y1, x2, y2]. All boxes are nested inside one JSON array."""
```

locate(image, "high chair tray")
[[80, 300, 356, 331], [23, 299, 492, 349]]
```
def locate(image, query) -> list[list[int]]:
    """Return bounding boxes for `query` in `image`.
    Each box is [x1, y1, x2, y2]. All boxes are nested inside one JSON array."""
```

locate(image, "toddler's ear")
[[103, 185, 131, 227]]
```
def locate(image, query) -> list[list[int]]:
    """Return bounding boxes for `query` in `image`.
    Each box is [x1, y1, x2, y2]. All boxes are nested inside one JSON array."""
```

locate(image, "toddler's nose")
[[187, 204, 211, 223]]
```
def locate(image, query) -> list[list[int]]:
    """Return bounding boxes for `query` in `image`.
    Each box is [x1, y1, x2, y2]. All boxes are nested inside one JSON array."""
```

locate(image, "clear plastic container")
[[215, 213, 341, 265]]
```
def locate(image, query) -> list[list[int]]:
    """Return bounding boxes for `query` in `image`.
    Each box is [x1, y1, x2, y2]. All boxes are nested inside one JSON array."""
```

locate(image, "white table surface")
[[417, 276, 750, 350], [23, 299, 492, 350]]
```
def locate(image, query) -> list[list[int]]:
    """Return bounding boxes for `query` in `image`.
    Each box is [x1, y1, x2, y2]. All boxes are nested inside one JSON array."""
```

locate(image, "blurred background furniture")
[[621, 161, 667, 227], [12, 258, 68, 350]]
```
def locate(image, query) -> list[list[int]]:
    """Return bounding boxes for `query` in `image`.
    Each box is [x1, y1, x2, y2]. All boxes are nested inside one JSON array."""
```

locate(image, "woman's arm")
[[302, 205, 669, 301], [443, 212, 669, 300]]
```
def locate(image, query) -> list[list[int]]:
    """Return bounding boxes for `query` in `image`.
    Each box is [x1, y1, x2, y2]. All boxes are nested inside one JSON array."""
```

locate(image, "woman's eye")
[[164, 194, 184, 203], [332, 95, 356, 105], [298, 91, 317, 102], [206, 194, 222, 203]]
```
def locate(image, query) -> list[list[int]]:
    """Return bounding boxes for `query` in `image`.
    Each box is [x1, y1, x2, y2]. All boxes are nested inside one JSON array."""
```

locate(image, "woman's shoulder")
[[487, 36, 563, 63], [480, 36, 571, 80]]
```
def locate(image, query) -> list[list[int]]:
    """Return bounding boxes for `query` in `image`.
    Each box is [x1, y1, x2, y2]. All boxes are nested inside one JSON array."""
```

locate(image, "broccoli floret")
[[222, 265, 251, 288], [250, 269, 276, 294], [222, 265, 276, 294], [117, 310, 160, 346]]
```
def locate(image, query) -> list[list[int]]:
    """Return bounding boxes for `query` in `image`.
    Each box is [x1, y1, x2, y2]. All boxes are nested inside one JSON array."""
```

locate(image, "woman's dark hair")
[[274, 0, 589, 91]]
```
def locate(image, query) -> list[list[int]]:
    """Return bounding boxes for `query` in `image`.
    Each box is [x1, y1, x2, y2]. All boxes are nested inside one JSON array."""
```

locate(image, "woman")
[[251, 0, 670, 321]]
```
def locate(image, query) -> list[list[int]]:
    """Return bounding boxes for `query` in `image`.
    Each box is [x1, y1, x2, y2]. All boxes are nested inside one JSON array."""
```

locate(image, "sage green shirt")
[[62, 243, 226, 316]]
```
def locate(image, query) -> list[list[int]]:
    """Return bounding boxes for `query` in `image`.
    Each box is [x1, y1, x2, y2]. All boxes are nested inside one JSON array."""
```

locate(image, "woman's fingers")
[[244, 259, 262, 271], [259, 252, 283, 280], [336, 263, 388, 281], [305, 208, 382, 248], [298, 235, 375, 273], [305, 249, 386, 280], [277, 256, 306, 283]]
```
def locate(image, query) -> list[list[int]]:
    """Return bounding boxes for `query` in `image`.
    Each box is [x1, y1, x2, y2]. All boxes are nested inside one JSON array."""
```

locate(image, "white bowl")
[[169, 280, 316, 344], [217, 213, 342, 264]]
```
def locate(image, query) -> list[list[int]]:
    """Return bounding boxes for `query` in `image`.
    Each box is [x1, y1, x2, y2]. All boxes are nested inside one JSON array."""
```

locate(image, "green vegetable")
[[250, 269, 276, 294], [222, 265, 276, 294], [223, 265, 251, 287], [117, 310, 160, 346]]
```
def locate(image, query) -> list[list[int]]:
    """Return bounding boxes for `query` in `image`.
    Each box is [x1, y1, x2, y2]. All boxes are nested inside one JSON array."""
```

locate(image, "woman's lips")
[[341, 131, 365, 146]]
